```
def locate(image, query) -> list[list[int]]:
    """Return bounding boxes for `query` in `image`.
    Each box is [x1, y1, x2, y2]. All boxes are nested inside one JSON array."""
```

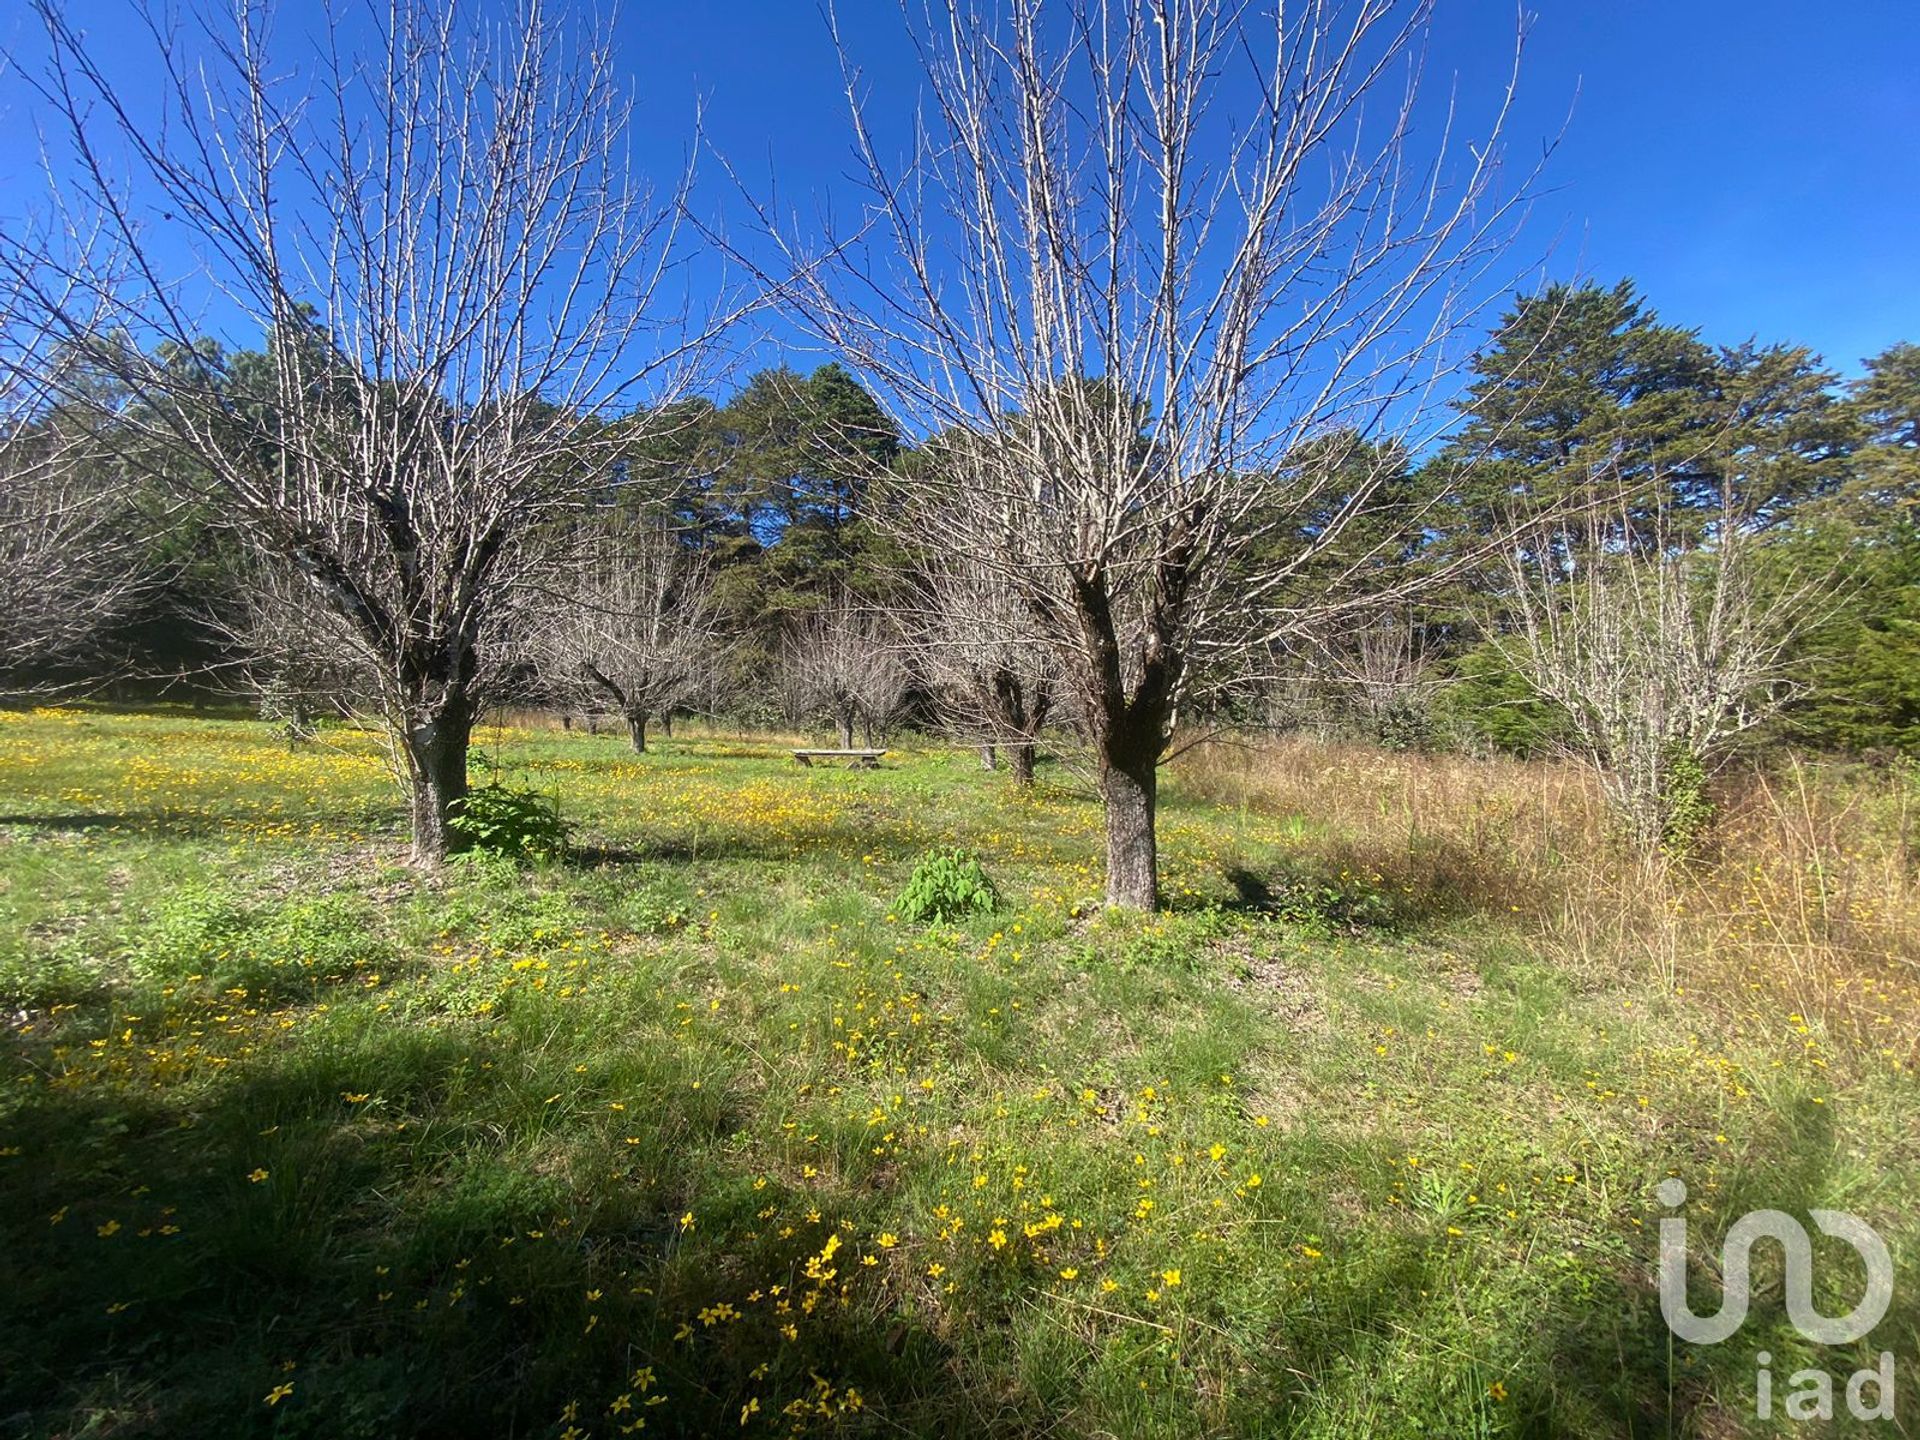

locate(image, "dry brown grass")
[[1172, 735, 1920, 1066]]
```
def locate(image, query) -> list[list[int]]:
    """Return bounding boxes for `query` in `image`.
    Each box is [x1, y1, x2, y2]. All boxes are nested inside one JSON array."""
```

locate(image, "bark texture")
[[403, 698, 474, 866]]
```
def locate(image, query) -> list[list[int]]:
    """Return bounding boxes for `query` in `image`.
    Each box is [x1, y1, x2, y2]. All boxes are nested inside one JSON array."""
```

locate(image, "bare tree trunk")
[[1099, 743, 1157, 911], [286, 696, 316, 749], [979, 744, 998, 771], [403, 701, 474, 866], [1077, 567, 1176, 909], [838, 706, 856, 750], [659, 711, 673, 739], [990, 667, 1045, 787], [626, 710, 649, 754], [1008, 741, 1036, 786]]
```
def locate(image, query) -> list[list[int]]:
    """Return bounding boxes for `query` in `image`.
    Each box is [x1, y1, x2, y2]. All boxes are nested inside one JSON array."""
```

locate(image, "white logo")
[[1656, 1178, 1892, 1345], [1657, 1179, 1898, 1423]]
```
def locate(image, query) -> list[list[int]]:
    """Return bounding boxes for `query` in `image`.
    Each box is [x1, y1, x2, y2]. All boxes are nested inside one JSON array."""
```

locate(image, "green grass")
[[0, 707, 1912, 1437]]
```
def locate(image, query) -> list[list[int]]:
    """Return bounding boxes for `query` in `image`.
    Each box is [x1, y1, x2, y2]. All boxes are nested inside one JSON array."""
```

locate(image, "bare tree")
[[783, 601, 912, 748], [542, 522, 723, 753], [1320, 612, 1438, 748], [10, 0, 709, 862], [0, 434, 151, 685], [735, 0, 1530, 906], [913, 555, 1054, 783], [1498, 482, 1826, 857], [205, 560, 373, 744], [0, 225, 150, 686]]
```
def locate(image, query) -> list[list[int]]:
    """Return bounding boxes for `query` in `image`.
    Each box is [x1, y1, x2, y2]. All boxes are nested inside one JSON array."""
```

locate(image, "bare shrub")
[[1498, 484, 1830, 858]]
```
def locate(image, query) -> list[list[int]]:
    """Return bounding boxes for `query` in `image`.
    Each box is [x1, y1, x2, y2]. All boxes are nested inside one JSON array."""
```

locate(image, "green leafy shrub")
[[1268, 877, 1396, 935], [448, 783, 571, 861], [1659, 746, 1715, 859], [1373, 698, 1437, 753], [1228, 864, 1397, 936], [895, 848, 999, 924]]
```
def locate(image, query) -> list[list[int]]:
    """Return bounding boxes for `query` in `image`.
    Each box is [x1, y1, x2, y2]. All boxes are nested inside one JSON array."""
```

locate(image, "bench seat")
[[792, 749, 887, 769]]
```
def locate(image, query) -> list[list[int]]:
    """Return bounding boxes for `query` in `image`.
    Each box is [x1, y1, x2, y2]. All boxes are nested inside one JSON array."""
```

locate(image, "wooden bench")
[[793, 748, 887, 770]]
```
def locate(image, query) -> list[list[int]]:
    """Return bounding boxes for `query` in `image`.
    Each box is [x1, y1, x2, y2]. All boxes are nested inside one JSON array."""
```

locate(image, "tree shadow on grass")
[[1517, 1098, 1920, 1439], [0, 804, 400, 844], [1206, 1212, 1727, 1438], [568, 813, 940, 871], [0, 811, 233, 839], [0, 996, 980, 1438], [7, 971, 1877, 1438]]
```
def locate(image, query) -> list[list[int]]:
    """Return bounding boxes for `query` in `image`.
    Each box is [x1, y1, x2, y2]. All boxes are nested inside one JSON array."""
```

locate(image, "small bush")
[[1267, 877, 1396, 935], [448, 783, 571, 861], [895, 848, 999, 924], [1373, 699, 1436, 754], [1659, 747, 1715, 859], [1227, 864, 1396, 936]]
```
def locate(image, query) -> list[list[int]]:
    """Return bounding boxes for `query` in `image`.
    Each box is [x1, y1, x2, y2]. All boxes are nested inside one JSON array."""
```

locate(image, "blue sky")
[[4, 1, 1916, 380], [617, 0, 1919, 377]]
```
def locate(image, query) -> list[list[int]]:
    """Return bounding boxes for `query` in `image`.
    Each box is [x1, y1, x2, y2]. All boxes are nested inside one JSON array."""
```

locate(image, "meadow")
[[0, 707, 1914, 1438]]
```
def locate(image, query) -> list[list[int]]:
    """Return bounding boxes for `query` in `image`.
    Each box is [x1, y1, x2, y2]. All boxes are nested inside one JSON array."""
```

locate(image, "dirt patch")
[[1217, 940, 1326, 1030]]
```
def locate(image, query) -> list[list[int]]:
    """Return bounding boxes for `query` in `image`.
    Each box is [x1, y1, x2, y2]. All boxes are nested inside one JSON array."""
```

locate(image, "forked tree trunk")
[[1073, 575, 1175, 910], [659, 711, 674, 739], [626, 710, 648, 753], [837, 707, 856, 750], [990, 668, 1045, 788], [403, 702, 475, 866]]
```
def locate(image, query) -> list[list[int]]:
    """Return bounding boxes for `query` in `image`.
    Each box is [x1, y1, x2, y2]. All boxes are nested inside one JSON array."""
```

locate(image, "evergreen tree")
[[1784, 343, 1920, 752], [703, 365, 908, 696], [1438, 280, 1718, 543]]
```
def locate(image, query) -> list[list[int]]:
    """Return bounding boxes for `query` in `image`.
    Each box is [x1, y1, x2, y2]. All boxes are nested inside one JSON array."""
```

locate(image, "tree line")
[[1, 0, 1913, 907]]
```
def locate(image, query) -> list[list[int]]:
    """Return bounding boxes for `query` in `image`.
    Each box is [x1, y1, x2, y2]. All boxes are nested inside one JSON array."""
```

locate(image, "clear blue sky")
[[616, 0, 1920, 378], [5, 1, 1916, 379]]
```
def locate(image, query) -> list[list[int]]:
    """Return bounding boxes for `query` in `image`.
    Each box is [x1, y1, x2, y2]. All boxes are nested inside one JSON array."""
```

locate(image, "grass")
[[0, 707, 1914, 1437]]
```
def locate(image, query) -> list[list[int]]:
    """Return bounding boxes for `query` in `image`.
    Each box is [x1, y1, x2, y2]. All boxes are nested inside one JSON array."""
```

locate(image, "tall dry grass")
[[1174, 737, 1920, 1066]]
